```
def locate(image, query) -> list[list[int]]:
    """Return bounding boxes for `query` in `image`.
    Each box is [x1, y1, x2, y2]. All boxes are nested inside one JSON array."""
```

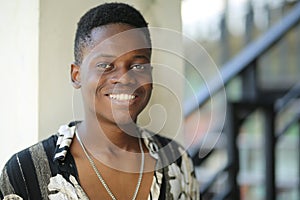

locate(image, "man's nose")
[[110, 65, 136, 85]]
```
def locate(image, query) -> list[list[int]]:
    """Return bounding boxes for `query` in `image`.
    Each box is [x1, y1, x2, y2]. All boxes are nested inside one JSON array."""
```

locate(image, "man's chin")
[[113, 117, 137, 127], [113, 119, 140, 136]]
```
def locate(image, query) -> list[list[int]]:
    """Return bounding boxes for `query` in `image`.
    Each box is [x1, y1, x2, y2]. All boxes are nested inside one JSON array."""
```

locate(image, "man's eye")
[[131, 64, 150, 71], [96, 63, 113, 71]]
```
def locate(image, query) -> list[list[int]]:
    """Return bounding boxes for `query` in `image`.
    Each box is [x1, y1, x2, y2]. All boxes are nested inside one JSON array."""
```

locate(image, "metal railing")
[[184, 1, 300, 117], [186, 1, 300, 199]]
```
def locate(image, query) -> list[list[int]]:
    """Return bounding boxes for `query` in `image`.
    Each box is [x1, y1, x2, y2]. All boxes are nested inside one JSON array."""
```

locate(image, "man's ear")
[[71, 63, 81, 89]]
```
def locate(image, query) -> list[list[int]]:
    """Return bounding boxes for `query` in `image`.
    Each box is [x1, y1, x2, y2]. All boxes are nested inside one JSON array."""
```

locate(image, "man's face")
[[72, 24, 152, 126]]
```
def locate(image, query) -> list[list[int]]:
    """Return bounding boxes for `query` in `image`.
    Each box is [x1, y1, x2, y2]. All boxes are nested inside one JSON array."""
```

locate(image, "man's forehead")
[[87, 25, 151, 57], [91, 25, 149, 44], [80, 25, 151, 65]]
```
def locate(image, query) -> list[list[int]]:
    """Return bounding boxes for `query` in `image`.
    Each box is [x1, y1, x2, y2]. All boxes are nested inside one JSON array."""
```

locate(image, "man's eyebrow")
[[96, 53, 116, 58], [134, 54, 150, 61], [91, 53, 150, 61]]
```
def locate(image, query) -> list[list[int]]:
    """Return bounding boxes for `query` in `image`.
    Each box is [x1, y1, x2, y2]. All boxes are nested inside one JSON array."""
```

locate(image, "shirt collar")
[[54, 123, 160, 162]]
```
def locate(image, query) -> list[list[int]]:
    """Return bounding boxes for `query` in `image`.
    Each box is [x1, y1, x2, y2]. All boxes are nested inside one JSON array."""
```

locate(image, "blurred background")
[[0, 0, 299, 199]]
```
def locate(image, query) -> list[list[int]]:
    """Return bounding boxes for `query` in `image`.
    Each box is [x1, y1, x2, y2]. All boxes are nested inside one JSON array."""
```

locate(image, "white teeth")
[[109, 94, 135, 101]]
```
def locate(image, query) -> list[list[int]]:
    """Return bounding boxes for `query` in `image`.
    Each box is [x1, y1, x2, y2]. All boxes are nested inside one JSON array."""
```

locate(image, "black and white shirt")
[[0, 122, 200, 200]]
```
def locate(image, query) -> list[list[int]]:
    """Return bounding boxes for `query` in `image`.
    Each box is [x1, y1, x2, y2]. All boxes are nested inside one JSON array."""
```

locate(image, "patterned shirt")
[[0, 122, 200, 200]]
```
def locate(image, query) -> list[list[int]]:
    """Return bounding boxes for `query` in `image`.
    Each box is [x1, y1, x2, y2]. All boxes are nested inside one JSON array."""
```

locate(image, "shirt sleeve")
[[165, 146, 200, 200], [0, 155, 26, 199], [181, 150, 200, 200]]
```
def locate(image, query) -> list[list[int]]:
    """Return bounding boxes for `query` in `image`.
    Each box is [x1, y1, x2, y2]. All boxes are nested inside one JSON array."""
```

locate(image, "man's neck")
[[76, 118, 141, 154]]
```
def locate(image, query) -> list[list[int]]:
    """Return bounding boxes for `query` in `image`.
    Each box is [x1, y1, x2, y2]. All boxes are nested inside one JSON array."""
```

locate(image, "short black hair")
[[74, 2, 151, 65]]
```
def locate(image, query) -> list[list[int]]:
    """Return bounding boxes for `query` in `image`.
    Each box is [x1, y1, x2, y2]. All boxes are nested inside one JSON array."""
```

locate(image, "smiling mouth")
[[108, 93, 136, 101]]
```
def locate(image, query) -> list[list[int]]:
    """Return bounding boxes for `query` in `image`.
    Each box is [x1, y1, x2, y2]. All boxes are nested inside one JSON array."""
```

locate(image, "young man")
[[0, 3, 199, 200]]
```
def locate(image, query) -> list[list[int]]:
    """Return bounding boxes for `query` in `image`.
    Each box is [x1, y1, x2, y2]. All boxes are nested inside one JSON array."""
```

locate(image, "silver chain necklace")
[[76, 130, 144, 200]]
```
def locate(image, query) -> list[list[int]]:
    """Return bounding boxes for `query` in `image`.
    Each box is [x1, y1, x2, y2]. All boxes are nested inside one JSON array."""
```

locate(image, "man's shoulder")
[[4, 134, 58, 169], [142, 129, 187, 165], [0, 134, 59, 199], [144, 129, 184, 150]]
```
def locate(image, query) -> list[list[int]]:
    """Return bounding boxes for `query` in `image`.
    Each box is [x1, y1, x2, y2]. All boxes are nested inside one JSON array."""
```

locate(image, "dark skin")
[[70, 24, 156, 199]]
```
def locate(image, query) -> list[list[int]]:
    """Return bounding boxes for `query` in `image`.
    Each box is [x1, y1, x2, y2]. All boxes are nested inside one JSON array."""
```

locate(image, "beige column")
[[135, 0, 185, 142]]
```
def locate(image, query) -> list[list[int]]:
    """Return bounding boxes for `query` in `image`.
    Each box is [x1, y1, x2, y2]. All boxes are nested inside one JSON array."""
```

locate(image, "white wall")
[[0, 0, 39, 168]]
